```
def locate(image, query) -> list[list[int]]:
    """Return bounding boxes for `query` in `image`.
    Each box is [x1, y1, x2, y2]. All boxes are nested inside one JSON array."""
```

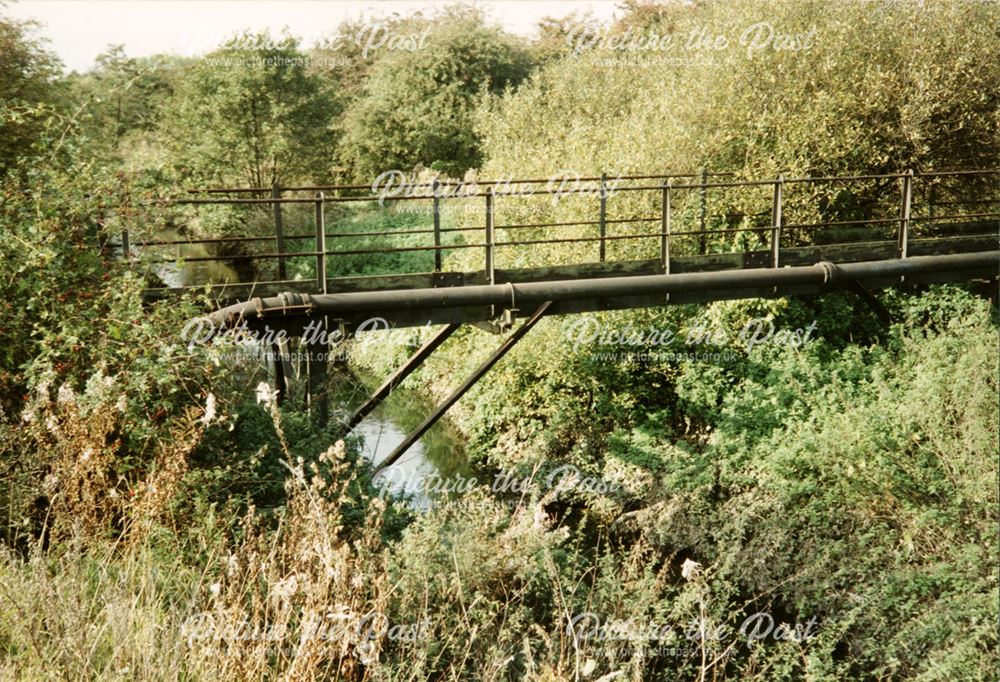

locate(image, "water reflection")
[[329, 367, 471, 509], [124, 228, 241, 288]]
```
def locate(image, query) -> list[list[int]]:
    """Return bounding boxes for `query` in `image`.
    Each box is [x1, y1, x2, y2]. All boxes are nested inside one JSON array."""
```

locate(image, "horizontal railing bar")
[[781, 217, 900, 230], [325, 243, 485, 256], [497, 232, 664, 247], [910, 211, 1000, 222], [307, 172, 731, 189], [325, 225, 483, 238], [184, 188, 274, 195], [282, 175, 695, 192], [187, 185, 371, 194], [134, 251, 322, 263], [165, 178, 832, 204], [923, 232, 1000, 240], [440, 226, 485, 234], [323, 227, 469, 238], [916, 199, 999, 205], [317, 195, 433, 203], [134, 233, 335, 246], [137, 237, 569, 260], [918, 169, 1000, 177], [781, 173, 905, 184], [142, 277, 309, 292], [499, 218, 600, 230], [605, 216, 661, 225], [185, 172, 738, 195], [326, 227, 434, 238], [635, 179, 784, 191], [157, 198, 317, 205], [497, 216, 660, 231], [165, 170, 1000, 203], [131, 227, 484, 248], [432, 181, 766, 197], [668, 226, 770, 237], [312, 190, 679, 201], [132, 235, 282, 246]]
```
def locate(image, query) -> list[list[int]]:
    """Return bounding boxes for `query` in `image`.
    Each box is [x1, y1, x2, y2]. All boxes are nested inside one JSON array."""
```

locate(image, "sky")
[[5, 0, 621, 73]]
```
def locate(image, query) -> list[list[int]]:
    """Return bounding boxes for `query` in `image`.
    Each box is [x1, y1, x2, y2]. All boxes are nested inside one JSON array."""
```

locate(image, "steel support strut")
[[271, 339, 293, 405], [348, 323, 460, 428], [846, 279, 893, 326], [372, 301, 553, 476], [306, 329, 328, 424]]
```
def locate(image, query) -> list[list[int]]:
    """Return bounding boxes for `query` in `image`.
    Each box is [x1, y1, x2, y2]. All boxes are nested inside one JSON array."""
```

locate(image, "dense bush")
[[339, 7, 533, 178]]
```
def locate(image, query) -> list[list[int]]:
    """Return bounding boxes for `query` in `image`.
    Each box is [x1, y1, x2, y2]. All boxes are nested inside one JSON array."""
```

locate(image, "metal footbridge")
[[118, 168, 999, 468]]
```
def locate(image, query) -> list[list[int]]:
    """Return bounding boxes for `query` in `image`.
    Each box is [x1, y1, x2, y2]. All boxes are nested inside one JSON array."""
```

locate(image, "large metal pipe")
[[207, 251, 998, 327]]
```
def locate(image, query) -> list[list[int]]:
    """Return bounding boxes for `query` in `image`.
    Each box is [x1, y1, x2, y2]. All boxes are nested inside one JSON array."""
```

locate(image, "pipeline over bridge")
[[120, 168, 1000, 470]]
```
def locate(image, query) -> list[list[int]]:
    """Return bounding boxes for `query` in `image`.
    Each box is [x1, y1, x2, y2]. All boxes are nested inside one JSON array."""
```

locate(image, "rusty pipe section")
[[206, 251, 999, 329]]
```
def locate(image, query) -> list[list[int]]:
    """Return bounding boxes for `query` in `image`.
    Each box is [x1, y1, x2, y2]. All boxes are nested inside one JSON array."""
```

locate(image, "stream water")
[[127, 228, 240, 288], [329, 367, 472, 508]]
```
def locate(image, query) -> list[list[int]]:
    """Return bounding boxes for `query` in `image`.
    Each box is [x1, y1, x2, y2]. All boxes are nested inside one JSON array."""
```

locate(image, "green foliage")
[[479, 0, 1000, 177], [394, 287, 998, 679], [339, 8, 533, 178], [162, 31, 337, 187], [0, 13, 64, 177], [66, 46, 182, 162], [464, 0, 1000, 269], [308, 11, 431, 103], [1, 4, 998, 680], [652, 289, 999, 679]]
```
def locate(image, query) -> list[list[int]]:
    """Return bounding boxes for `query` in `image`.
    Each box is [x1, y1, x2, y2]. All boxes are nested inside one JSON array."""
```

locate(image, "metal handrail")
[[180, 167, 1000, 196], [119, 167, 999, 286], [184, 171, 735, 195], [146, 169, 998, 205]]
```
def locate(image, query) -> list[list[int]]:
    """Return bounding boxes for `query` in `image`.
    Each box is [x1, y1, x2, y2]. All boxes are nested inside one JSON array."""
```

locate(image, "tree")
[[67, 46, 179, 158], [339, 8, 533, 178], [532, 12, 599, 64], [162, 32, 336, 187], [308, 11, 431, 102], [0, 14, 63, 176], [477, 0, 1000, 180]]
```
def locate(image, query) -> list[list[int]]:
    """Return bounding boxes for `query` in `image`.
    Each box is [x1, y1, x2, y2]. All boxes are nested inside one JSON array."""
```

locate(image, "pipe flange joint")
[[817, 261, 840, 286]]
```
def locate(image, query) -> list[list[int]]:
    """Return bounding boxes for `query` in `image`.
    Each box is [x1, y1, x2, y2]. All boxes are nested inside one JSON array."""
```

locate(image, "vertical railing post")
[[598, 173, 607, 262], [120, 229, 130, 262], [898, 169, 912, 259], [771, 175, 783, 268], [660, 179, 671, 274], [698, 167, 708, 255], [272, 183, 286, 280], [485, 188, 495, 285], [432, 178, 442, 272], [315, 192, 327, 294], [310, 191, 329, 420]]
